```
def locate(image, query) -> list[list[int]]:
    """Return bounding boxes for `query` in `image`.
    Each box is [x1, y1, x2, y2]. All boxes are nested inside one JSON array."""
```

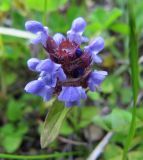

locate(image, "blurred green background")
[[0, 0, 143, 159]]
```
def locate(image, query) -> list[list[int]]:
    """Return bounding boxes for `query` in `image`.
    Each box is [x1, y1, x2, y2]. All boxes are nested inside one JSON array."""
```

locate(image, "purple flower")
[[25, 79, 45, 93], [58, 87, 87, 107], [70, 17, 86, 33], [24, 80, 54, 101], [29, 58, 66, 88], [67, 17, 88, 44], [36, 59, 66, 84], [39, 74, 57, 87], [88, 71, 108, 91], [38, 67, 66, 88], [56, 67, 67, 81], [84, 37, 104, 63], [27, 58, 40, 71], [24, 17, 108, 107], [53, 33, 65, 46], [25, 20, 48, 47], [36, 59, 60, 73]]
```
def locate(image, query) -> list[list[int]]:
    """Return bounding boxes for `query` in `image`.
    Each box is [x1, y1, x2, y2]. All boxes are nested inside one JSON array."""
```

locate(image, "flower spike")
[[24, 17, 108, 107]]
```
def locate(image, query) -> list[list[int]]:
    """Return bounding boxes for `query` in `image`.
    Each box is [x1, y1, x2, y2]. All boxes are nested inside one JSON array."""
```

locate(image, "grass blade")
[[122, 0, 139, 159], [0, 27, 35, 39], [0, 152, 79, 159]]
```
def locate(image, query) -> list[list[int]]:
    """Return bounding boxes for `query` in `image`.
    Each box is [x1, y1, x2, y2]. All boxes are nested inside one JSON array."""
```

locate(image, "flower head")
[[24, 17, 108, 107]]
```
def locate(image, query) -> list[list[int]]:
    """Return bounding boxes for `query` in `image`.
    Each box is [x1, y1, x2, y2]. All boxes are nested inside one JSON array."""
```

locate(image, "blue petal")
[[70, 17, 86, 34], [65, 100, 80, 107], [31, 31, 48, 47], [88, 71, 108, 91], [67, 17, 87, 44], [25, 21, 48, 47], [39, 31, 49, 47], [24, 80, 45, 94], [88, 79, 96, 91], [84, 37, 104, 55], [36, 59, 60, 73], [81, 36, 89, 43], [78, 87, 87, 99], [91, 71, 108, 84], [67, 33, 88, 44], [58, 87, 87, 102], [92, 54, 103, 64], [27, 58, 40, 71], [53, 33, 65, 46], [58, 87, 79, 101], [39, 71, 47, 77], [30, 34, 41, 45], [25, 79, 54, 101], [67, 33, 81, 44], [57, 68, 66, 81], [39, 86, 54, 101], [41, 74, 57, 87], [25, 21, 45, 33]]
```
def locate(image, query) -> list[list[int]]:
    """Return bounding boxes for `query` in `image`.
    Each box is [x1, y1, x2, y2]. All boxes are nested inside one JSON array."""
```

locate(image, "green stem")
[[0, 152, 78, 160], [122, 103, 137, 160], [0, 36, 7, 95], [122, 0, 139, 160]]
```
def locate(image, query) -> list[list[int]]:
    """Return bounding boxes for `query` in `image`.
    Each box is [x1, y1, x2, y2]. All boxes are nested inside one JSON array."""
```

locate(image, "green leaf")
[[128, 151, 143, 160], [47, 5, 86, 33], [0, 123, 27, 153], [103, 144, 123, 160], [25, 0, 67, 12], [93, 115, 111, 131], [111, 133, 128, 146], [0, 124, 14, 135], [101, 75, 122, 93], [87, 8, 122, 33], [110, 23, 129, 35], [104, 8, 122, 28], [107, 109, 132, 133], [17, 122, 28, 135], [0, 0, 11, 11], [60, 120, 73, 136], [120, 87, 132, 104], [79, 106, 97, 128], [60, 106, 97, 135], [110, 156, 123, 160], [6, 100, 23, 122], [87, 91, 100, 101], [2, 134, 22, 153], [40, 101, 70, 148], [93, 109, 134, 134], [5, 72, 17, 85], [136, 108, 143, 121]]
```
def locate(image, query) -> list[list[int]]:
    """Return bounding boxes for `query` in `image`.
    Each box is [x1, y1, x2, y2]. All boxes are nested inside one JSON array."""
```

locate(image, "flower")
[[25, 80, 54, 101], [24, 17, 108, 107], [58, 87, 87, 107], [88, 71, 108, 91], [67, 17, 88, 44], [25, 20, 48, 47], [27, 58, 40, 71], [84, 37, 104, 63]]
